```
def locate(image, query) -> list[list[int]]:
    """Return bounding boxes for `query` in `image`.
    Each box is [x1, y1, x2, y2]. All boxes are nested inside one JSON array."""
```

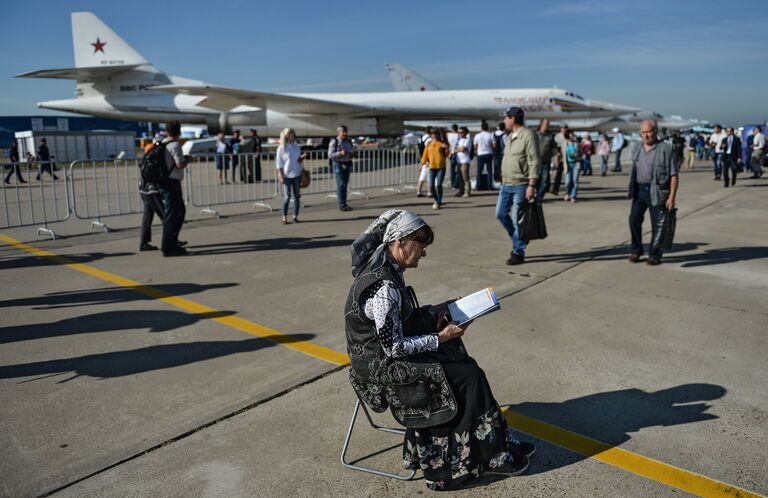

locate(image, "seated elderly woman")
[[345, 209, 535, 491]]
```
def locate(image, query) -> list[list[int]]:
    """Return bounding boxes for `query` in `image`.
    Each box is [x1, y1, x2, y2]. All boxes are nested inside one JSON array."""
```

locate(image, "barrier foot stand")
[[200, 207, 220, 219], [383, 187, 403, 194], [401, 185, 417, 192], [91, 219, 109, 233], [252, 202, 273, 213], [36, 226, 56, 240], [350, 190, 369, 200]]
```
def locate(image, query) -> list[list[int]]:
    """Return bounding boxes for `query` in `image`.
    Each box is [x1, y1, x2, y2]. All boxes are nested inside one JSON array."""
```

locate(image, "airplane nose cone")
[[587, 98, 641, 116]]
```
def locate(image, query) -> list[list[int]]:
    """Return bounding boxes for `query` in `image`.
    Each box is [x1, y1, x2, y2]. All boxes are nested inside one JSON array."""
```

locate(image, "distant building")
[[0, 115, 150, 148]]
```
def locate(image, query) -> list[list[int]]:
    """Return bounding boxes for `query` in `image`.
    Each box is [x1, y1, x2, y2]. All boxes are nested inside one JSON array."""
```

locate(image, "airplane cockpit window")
[[564, 91, 585, 100]]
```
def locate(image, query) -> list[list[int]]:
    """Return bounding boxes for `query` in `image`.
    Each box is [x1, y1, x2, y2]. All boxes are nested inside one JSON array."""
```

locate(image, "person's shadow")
[[0, 333, 316, 383], [501, 383, 726, 475]]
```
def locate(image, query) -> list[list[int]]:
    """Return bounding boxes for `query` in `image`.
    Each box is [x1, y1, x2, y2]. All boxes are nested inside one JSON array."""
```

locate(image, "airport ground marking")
[[502, 408, 763, 498], [3, 234, 764, 497], [0, 233, 350, 367]]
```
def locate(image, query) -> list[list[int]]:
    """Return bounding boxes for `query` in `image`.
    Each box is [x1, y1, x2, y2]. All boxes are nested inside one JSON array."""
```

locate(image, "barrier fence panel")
[[69, 158, 144, 231], [293, 149, 340, 201], [287, 147, 423, 204], [396, 147, 422, 192], [2, 148, 427, 237], [185, 152, 278, 217], [1, 160, 70, 239]]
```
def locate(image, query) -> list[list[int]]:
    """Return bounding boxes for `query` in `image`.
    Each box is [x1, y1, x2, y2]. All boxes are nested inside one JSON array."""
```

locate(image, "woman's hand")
[[437, 322, 467, 343]]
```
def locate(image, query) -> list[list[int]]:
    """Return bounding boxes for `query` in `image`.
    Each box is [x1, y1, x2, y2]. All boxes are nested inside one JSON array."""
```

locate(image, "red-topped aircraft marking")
[[91, 37, 107, 53]]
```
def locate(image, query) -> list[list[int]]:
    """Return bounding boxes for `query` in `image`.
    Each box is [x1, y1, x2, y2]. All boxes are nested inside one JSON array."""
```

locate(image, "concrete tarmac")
[[0, 160, 766, 497]]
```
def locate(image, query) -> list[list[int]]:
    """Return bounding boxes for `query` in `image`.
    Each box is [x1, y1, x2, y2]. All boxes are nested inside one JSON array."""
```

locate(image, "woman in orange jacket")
[[419, 127, 450, 209]]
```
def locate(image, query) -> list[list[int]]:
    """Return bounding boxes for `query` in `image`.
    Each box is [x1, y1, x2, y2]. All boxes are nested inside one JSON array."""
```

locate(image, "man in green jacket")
[[495, 106, 540, 265]]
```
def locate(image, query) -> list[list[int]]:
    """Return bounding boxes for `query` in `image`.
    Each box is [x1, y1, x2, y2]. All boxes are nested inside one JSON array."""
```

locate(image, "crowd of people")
[[681, 125, 765, 185], [132, 115, 765, 264]]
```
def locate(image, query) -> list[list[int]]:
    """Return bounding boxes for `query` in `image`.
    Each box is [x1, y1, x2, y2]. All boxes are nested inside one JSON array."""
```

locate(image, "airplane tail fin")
[[385, 63, 440, 92], [71, 12, 148, 68]]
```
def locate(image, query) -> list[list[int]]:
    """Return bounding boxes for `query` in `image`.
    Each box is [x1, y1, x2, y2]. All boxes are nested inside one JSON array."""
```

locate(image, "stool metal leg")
[[340, 399, 417, 480]]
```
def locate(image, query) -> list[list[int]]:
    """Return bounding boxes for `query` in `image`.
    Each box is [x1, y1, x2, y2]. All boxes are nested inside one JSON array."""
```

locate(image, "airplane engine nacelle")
[[205, 113, 231, 135], [205, 111, 268, 135]]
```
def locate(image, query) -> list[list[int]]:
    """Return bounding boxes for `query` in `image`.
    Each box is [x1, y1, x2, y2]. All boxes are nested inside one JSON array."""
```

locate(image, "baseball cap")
[[502, 106, 524, 120], [611, 127, 620, 133]]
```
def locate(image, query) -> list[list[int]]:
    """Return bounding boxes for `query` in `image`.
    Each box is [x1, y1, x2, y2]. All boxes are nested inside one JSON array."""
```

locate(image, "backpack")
[[493, 131, 505, 154], [328, 137, 339, 167], [621, 138, 629, 150], [140, 140, 175, 183]]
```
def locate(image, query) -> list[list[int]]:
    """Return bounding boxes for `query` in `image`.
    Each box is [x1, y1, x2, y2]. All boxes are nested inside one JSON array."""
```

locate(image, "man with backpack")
[[138, 173, 164, 252], [328, 125, 357, 211], [142, 121, 191, 256]]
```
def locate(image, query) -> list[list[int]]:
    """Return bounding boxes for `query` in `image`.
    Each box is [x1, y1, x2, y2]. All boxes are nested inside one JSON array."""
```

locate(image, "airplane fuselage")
[[40, 87, 636, 137]]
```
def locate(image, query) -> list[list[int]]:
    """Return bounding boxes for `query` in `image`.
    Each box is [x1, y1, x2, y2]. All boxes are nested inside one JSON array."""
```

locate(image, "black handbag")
[[653, 208, 677, 250], [517, 199, 548, 242]]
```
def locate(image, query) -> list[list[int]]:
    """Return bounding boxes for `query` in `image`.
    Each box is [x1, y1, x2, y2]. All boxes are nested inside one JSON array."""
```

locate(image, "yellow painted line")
[[2, 234, 764, 497], [0, 233, 350, 367], [502, 408, 763, 498]]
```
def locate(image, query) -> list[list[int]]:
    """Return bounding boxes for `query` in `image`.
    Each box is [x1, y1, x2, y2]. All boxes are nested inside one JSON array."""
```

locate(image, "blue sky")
[[2, 0, 766, 126]]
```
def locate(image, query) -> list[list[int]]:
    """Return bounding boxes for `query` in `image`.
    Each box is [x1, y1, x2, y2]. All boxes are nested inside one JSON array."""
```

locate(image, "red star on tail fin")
[[91, 37, 106, 53]]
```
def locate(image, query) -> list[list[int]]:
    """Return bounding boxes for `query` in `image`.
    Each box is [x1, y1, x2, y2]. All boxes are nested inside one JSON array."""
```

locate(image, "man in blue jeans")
[[628, 120, 679, 265], [328, 125, 357, 211], [495, 107, 540, 265]]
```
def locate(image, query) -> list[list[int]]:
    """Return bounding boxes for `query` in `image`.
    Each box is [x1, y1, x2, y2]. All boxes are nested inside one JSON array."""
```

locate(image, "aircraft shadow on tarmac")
[[501, 383, 727, 475], [0, 252, 133, 271], [0, 309, 237, 345], [0, 283, 238, 310], [0, 316, 315, 382], [188, 235, 354, 255]]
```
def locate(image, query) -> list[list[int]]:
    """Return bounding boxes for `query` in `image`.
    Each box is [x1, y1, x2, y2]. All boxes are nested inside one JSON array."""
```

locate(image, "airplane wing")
[[16, 65, 142, 80], [152, 84, 371, 115]]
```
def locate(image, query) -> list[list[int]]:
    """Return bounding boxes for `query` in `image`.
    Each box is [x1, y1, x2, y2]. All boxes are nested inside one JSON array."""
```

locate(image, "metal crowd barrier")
[[68, 158, 144, 232], [185, 152, 277, 217], [1, 160, 71, 239], [1, 147, 429, 239], [283, 146, 422, 202]]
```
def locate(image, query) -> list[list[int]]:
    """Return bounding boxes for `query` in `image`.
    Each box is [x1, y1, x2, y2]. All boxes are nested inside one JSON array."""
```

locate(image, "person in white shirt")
[[610, 127, 625, 172], [455, 126, 473, 197], [750, 126, 764, 178], [473, 121, 495, 190], [447, 124, 460, 189], [276, 127, 305, 224], [215, 133, 230, 184], [709, 125, 726, 180]]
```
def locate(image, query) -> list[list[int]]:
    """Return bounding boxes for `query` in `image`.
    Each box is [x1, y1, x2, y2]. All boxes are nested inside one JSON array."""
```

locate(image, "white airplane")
[[17, 12, 638, 137], [385, 63, 700, 134]]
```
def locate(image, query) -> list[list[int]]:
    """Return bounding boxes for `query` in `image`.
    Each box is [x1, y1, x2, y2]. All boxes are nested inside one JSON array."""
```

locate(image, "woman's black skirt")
[[403, 340, 513, 491]]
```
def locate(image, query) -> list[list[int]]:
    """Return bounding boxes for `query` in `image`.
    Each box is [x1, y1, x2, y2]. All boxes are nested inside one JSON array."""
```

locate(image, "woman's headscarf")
[[350, 209, 427, 276]]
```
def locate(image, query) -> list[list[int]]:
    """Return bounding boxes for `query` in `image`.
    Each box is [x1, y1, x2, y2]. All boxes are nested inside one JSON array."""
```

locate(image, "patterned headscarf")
[[350, 209, 427, 276]]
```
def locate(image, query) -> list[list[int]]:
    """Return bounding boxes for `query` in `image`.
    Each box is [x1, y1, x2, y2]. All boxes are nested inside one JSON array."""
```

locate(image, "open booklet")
[[447, 288, 501, 325]]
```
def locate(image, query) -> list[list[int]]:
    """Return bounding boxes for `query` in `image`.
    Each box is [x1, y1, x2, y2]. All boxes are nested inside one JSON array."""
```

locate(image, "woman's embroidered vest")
[[344, 260, 457, 428]]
